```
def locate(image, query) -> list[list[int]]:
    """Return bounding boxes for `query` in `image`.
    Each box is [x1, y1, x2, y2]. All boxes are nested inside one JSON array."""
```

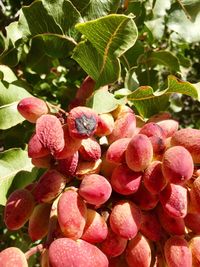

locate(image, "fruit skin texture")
[[109, 200, 141, 239], [189, 176, 200, 213], [79, 174, 112, 205], [4, 189, 35, 230], [157, 204, 185, 235], [171, 128, 200, 163], [159, 183, 187, 218], [100, 228, 128, 257], [28, 133, 49, 158], [111, 164, 142, 195], [57, 189, 87, 239], [81, 209, 108, 244], [140, 210, 161, 241], [36, 114, 65, 154], [79, 137, 101, 161], [17, 97, 48, 123], [28, 203, 51, 241], [139, 122, 165, 138], [106, 138, 130, 164], [57, 151, 79, 177], [184, 212, 200, 234], [125, 233, 151, 267], [33, 169, 66, 203], [157, 119, 179, 138], [126, 134, 153, 172], [143, 161, 166, 195], [67, 106, 99, 139], [0, 247, 28, 267], [108, 107, 136, 144], [162, 146, 194, 184], [189, 236, 200, 267], [164, 236, 192, 267], [95, 113, 114, 136], [49, 237, 109, 267]]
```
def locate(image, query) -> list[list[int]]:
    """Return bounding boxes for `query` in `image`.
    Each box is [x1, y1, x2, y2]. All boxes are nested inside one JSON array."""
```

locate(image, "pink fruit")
[[57, 151, 79, 177], [131, 184, 159, 210], [100, 228, 128, 257], [108, 107, 136, 143], [143, 161, 167, 194], [171, 128, 200, 163], [79, 174, 112, 205], [164, 236, 192, 267], [106, 138, 130, 164], [28, 133, 49, 158], [139, 122, 165, 138], [100, 152, 118, 179], [28, 203, 51, 241], [31, 154, 53, 168], [0, 247, 28, 267], [55, 124, 81, 159], [57, 188, 87, 239], [79, 137, 101, 161], [125, 233, 151, 267], [111, 164, 142, 195], [140, 210, 161, 241], [109, 200, 141, 239], [17, 97, 48, 123], [157, 119, 179, 137], [81, 209, 108, 243], [75, 76, 95, 101], [33, 169, 66, 203], [49, 238, 109, 267], [125, 134, 153, 172], [4, 189, 35, 230], [162, 146, 194, 184], [95, 113, 114, 136], [36, 114, 65, 154], [189, 176, 200, 213], [67, 106, 99, 139], [160, 183, 187, 218], [156, 204, 185, 235]]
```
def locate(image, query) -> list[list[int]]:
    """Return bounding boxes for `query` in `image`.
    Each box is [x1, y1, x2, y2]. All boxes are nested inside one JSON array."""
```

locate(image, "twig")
[[176, 0, 191, 20]]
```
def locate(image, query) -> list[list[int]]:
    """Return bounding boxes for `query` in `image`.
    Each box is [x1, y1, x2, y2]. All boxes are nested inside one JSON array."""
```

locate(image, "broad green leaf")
[[0, 41, 19, 67], [71, 0, 120, 20], [5, 22, 23, 45], [87, 88, 121, 114], [73, 41, 120, 88], [127, 75, 200, 118], [30, 34, 76, 58], [19, 1, 62, 37], [0, 80, 32, 129], [73, 14, 138, 88], [0, 65, 17, 83], [0, 148, 34, 205], [42, 0, 82, 35], [168, 2, 200, 43], [138, 51, 180, 72]]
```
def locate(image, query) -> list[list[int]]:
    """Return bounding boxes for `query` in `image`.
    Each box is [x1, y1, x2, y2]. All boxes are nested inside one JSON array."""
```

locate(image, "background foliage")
[[1, 0, 200, 265]]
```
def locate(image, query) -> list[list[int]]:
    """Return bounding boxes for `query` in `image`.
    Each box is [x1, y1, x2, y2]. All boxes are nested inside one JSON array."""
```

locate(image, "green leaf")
[[42, 0, 82, 35], [73, 14, 138, 88], [73, 41, 120, 87], [87, 88, 121, 114], [0, 148, 34, 206], [30, 34, 76, 58], [127, 75, 200, 118], [168, 2, 200, 43], [138, 51, 180, 72], [19, 1, 62, 37], [0, 65, 17, 83], [71, 0, 120, 20], [0, 81, 32, 129]]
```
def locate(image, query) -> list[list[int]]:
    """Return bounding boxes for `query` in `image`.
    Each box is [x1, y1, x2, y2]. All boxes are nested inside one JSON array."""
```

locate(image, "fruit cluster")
[[1, 83, 200, 266]]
